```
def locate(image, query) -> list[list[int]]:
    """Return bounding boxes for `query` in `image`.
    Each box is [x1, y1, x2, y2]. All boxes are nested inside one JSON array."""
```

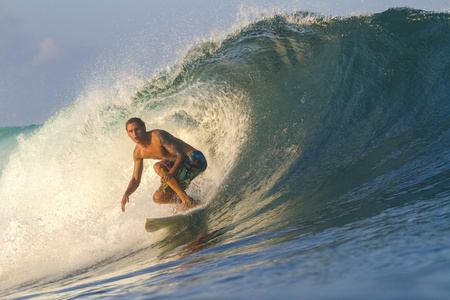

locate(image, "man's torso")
[[135, 130, 196, 161]]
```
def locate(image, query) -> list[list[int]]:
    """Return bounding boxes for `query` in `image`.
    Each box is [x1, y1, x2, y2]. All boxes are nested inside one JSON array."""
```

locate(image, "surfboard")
[[145, 204, 207, 232]]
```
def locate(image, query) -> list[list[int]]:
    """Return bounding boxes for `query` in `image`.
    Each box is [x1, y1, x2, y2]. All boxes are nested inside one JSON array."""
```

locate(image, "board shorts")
[[160, 151, 207, 193]]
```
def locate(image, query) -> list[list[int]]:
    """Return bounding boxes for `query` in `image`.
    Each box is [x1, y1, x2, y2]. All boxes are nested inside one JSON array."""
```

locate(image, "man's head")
[[126, 117, 146, 143], [126, 117, 145, 130]]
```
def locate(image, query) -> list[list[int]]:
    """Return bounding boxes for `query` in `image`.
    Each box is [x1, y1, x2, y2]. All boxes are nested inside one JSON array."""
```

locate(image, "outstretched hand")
[[121, 194, 129, 212]]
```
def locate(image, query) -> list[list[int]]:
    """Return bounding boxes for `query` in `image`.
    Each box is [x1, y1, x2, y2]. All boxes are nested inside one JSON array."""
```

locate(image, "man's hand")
[[121, 194, 129, 212], [161, 173, 174, 184]]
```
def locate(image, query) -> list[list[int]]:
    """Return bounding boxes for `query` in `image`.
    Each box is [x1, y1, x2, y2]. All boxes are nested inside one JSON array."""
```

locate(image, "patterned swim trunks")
[[160, 151, 207, 192]]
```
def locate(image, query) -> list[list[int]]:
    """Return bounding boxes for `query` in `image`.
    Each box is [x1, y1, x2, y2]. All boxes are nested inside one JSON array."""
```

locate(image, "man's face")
[[126, 122, 145, 143]]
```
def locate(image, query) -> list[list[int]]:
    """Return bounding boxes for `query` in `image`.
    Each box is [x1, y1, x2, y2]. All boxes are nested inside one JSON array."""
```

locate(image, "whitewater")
[[1, 7, 450, 299]]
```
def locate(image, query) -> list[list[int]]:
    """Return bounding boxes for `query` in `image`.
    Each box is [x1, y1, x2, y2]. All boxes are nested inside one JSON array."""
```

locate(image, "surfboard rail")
[[145, 204, 207, 232]]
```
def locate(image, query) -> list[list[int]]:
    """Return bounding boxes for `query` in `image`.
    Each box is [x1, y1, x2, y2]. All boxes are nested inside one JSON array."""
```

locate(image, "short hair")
[[126, 117, 146, 130]]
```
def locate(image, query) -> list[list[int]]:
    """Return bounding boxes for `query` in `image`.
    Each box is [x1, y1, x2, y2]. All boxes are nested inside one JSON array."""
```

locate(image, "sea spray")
[[0, 66, 249, 291]]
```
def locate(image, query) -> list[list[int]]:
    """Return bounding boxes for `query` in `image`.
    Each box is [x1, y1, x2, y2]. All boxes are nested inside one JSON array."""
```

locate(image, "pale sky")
[[0, 0, 448, 126]]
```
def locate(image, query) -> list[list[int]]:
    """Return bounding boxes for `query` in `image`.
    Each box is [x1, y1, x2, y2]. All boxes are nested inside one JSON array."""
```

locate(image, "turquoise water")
[[1, 8, 450, 299]]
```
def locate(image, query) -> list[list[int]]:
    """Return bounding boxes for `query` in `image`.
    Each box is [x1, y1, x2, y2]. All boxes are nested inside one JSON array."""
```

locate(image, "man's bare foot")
[[169, 193, 182, 204], [174, 197, 200, 214]]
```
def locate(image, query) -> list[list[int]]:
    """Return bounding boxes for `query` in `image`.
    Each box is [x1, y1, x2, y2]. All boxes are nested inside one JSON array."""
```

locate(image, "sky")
[[0, 0, 448, 127]]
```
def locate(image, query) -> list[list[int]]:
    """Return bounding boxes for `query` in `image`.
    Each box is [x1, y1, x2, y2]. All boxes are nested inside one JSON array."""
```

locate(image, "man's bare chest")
[[139, 146, 172, 160]]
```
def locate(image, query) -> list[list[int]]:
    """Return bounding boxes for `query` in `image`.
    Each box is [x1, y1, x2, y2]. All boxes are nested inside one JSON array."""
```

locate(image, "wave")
[[1, 7, 449, 294]]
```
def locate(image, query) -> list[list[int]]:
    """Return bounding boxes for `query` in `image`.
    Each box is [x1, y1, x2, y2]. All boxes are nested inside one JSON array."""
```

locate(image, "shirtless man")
[[121, 117, 207, 213]]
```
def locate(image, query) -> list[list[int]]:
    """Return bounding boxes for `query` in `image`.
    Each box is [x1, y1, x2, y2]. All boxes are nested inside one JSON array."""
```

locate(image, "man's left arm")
[[156, 131, 187, 182]]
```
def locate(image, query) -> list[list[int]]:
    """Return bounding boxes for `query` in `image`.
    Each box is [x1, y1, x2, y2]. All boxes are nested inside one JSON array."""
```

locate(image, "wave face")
[[1, 8, 450, 298]]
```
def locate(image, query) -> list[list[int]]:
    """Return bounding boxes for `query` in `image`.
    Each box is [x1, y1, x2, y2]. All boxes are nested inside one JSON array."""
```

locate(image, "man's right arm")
[[121, 155, 143, 212]]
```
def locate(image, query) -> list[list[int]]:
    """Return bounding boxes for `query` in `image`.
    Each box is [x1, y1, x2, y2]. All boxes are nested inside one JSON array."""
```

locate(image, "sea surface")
[[1, 8, 450, 299]]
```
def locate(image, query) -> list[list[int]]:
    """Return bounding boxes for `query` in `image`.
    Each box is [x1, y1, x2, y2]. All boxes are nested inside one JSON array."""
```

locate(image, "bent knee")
[[153, 190, 164, 204], [152, 162, 161, 172], [153, 162, 168, 176]]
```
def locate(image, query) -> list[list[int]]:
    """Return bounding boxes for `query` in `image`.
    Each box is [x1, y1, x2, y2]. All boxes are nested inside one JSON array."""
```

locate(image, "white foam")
[[0, 61, 249, 293]]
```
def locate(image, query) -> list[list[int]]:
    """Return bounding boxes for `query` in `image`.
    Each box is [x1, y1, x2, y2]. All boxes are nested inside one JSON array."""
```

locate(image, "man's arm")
[[155, 130, 187, 183], [121, 154, 144, 212]]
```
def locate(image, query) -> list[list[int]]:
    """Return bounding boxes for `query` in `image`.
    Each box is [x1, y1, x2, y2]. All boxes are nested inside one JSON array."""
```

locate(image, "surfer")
[[121, 117, 207, 214]]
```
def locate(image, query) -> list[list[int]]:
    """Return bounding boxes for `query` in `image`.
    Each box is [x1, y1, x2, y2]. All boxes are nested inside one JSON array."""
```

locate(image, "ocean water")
[[1, 8, 450, 299]]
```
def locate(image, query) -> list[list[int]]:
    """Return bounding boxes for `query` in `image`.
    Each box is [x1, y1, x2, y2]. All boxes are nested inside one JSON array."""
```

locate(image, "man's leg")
[[153, 162, 198, 211], [153, 187, 181, 204]]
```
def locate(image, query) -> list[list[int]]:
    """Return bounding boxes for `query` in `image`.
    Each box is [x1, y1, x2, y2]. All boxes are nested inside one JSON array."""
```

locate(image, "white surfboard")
[[145, 204, 207, 232]]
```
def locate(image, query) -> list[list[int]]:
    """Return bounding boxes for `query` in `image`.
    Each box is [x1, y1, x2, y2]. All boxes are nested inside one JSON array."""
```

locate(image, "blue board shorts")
[[160, 151, 207, 192]]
